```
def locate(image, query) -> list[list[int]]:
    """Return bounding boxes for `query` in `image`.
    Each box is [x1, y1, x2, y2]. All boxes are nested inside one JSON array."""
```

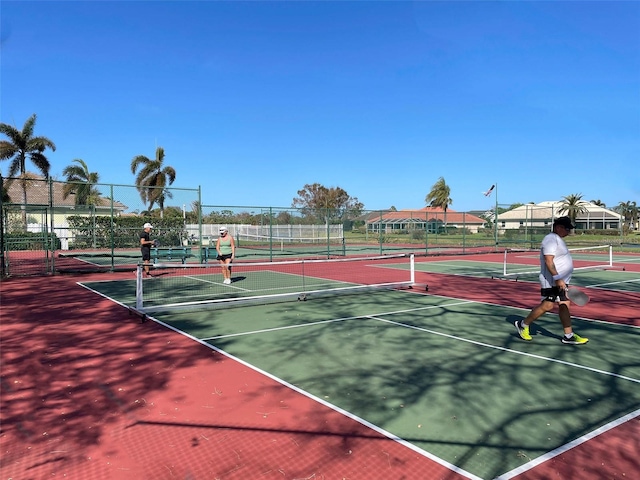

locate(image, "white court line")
[[186, 275, 252, 292], [202, 299, 475, 340], [618, 256, 640, 264], [587, 277, 640, 289], [494, 408, 640, 480]]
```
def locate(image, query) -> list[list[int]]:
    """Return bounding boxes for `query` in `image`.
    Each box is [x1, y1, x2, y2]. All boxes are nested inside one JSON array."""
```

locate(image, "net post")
[[609, 244, 613, 267], [136, 264, 143, 310], [503, 249, 508, 276], [410, 254, 415, 284]]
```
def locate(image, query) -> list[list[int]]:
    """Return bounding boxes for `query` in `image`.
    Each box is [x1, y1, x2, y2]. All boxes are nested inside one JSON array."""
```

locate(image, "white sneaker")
[[223, 278, 231, 284]]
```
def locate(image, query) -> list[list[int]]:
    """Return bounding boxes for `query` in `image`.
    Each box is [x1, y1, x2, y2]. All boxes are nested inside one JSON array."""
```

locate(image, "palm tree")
[[156, 187, 174, 218], [130, 146, 176, 217], [0, 114, 56, 227], [616, 200, 638, 231], [425, 177, 452, 229], [558, 193, 589, 226], [62, 159, 102, 206], [590, 199, 606, 207]]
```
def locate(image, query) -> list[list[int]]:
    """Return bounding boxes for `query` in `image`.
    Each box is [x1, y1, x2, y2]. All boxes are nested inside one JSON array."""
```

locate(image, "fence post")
[[198, 186, 203, 263], [494, 183, 499, 247], [48, 177, 54, 274], [0, 175, 5, 277], [110, 185, 115, 271]]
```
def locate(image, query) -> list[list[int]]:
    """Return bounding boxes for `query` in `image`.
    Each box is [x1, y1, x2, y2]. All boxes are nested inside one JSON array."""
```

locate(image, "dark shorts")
[[217, 253, 233, 262], [541, 287, 568, 302], [141, 248, 151, 261]]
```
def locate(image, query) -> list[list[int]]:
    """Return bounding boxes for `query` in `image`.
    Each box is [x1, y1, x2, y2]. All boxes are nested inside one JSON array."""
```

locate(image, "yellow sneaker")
[[514, 320, 532, 341], [562, 333, 589, 345]]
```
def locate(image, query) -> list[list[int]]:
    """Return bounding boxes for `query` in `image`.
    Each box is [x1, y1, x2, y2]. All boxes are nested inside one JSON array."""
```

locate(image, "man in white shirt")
[[514, 216, 589, 345]]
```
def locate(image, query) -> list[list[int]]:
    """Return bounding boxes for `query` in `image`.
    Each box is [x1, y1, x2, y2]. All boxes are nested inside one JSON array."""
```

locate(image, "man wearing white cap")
[[514, 216, 588, 344], [139, 222, 155, 277]]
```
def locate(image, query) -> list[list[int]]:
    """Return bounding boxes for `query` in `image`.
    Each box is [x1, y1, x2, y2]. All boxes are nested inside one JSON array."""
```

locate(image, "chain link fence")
[[1, 176, 200, 276], [0, 176, 628, 277]]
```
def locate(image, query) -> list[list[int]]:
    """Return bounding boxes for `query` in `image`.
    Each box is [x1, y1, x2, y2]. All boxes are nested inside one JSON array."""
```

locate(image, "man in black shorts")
[[514, 216, 588, 344], [139, 222, 154, 277]]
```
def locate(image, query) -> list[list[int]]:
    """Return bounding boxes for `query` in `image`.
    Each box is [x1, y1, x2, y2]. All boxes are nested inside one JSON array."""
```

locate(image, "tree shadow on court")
[[204, 274, 640, 480], [0, 274, 220, 476], [3, 265, 637, 479]]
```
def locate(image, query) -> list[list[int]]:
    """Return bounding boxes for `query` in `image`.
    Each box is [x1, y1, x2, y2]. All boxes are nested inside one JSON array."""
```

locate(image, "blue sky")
[[1, 0, 639, 213]]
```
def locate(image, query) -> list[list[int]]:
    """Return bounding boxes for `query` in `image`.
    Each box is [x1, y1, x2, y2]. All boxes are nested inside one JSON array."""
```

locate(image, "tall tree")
[[616, 200, 638, 231], [62, 159, 102, 206], [292, 183, 363, 222], [186, 200, 201, 223], [425, 177, 452, 227], [558, 193, 589, 225], [590, 199, 606, 207], [130, 146, 176, 216], [0, 114, 56, 227]]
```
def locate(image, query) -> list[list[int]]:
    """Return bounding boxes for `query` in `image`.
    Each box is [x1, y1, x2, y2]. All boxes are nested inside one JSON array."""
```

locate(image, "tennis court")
[[76, 251, 640, 480]]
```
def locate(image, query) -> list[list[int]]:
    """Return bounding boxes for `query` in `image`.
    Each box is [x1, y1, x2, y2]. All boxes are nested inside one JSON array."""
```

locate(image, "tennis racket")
[[566, 286, 589, 306], [153, 239, 160, 248]]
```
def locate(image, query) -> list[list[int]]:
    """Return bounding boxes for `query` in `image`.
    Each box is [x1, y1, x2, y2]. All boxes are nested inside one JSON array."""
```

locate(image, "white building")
[[497, 201, 621, 231]]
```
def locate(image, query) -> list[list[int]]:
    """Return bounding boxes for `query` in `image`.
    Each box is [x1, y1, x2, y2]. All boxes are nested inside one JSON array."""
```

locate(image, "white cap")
[[143, 223, 153, 229], [219, 226, 228, 232]]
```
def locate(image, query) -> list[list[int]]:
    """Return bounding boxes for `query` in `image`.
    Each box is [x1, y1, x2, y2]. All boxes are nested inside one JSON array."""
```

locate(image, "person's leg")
[[558, 302, 588, 343], [225, 259, 232, 280], [523, 300, 554, 326], [558, 302, 572, 335], [515, 299, 554, 340], [142, 248, 152, 276], [219, 260, 227, 280]]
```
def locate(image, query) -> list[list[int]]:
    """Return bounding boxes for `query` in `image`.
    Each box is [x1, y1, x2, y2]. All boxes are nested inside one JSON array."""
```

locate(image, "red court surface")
[[1, 263, 638, 479]]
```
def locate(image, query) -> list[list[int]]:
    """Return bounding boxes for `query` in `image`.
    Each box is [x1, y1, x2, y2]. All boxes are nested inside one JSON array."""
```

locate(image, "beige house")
[[496, 201, 621, 231], [4, 176, 128, 248]]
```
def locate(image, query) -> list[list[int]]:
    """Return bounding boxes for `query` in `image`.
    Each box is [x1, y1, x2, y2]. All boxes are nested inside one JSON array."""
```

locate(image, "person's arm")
[[544, 254, 567, 290], [216, 238, 221, 255], [230, 237, 235, 259]]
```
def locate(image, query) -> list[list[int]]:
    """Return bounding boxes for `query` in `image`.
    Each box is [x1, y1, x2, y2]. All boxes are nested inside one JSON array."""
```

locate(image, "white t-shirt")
[[539, 232, 573, 288]]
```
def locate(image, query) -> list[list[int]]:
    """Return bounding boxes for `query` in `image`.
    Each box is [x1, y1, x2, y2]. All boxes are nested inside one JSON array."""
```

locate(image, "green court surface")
[[81, 276, 640, 480]]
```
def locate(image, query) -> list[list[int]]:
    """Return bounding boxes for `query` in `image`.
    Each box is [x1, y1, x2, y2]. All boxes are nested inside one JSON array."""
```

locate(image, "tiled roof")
[[3, 175, 128, 211], [367, 207, 485, 224]]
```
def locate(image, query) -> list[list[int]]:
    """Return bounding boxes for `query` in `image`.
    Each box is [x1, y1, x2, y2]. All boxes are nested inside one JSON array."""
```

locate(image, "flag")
[[483, 185, 495, 197]]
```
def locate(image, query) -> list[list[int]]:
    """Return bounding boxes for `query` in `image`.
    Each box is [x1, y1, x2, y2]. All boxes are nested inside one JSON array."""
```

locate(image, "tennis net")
[[501, 244, 614, 279], [135, 254, 416, 313], [236, 233, 345, 256]]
